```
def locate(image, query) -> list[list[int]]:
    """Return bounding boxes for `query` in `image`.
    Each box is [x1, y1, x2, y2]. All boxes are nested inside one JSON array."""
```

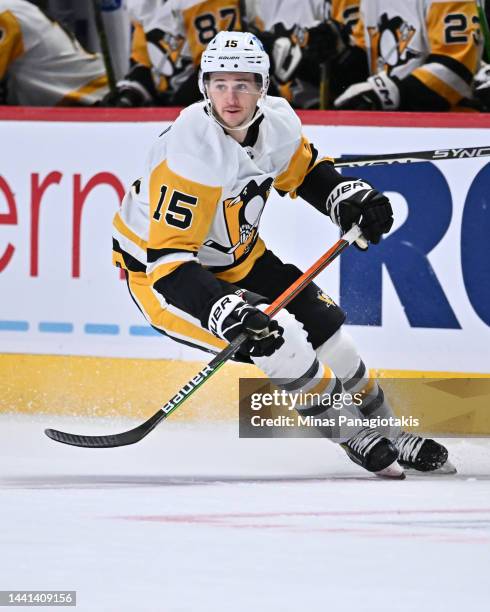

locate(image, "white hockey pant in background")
[[251, 310, 365, 443], [316, 328, 401, 438]]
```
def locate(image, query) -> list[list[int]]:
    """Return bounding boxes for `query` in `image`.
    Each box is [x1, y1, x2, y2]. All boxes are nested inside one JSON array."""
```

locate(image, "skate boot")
[[395, 432, 456, 474], [341, 428, 404, 479]]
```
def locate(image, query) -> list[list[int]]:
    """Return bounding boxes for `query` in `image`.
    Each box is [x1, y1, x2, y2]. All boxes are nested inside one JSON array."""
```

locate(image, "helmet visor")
[[205, 72, 263, 96]]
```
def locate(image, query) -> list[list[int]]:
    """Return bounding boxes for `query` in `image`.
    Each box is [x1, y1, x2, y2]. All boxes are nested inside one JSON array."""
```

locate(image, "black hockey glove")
[[474, 63, 490, 112], [326, 180, 393, 247], [102, 82, 152, 107], [302, 21, 346, 63], [101, 65, 157, 107], [334, 72, 400, 110], [204, 294, 284, 357]]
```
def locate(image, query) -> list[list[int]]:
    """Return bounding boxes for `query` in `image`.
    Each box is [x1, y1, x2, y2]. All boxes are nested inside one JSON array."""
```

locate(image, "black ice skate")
[[341, 428, 404, 479], [395, 432, 456, 474]]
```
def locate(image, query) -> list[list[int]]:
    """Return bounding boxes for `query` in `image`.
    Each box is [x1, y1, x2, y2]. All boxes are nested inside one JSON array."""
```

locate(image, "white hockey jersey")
[[0, 0, 108, 105], [244, 1, 360, 33], [127, 0, 170, 29], [244, 0, 326, 30], [352, 0, 482, 106], [113, 96, 323, 286]]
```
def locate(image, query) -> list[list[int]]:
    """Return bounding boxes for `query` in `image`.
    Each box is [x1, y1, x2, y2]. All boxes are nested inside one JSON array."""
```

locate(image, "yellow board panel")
[[375, 370, 490, 435], [0, 355, 489, 434], [0, 353, 258, 421]]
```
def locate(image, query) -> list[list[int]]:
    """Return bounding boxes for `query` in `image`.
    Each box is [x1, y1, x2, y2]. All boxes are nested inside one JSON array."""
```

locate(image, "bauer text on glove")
[[204, 294, 284, 357], [326, 180, 394, 245]]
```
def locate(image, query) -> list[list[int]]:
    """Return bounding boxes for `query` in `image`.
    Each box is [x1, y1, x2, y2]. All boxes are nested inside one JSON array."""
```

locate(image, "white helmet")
[[199, 31, 270, 130]]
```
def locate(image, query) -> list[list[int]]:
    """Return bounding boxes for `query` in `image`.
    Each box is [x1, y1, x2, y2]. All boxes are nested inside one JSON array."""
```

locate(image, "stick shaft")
[[333, 145, 490, 167], [319, 61, 330, 110], [91, 0, 117, 96]]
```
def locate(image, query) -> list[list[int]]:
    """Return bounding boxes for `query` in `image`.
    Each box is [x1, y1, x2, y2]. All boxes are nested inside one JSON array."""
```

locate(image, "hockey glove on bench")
[[334, 72, 400, 110], [326, 180, 393, 249], [205, 294, 284, 357]]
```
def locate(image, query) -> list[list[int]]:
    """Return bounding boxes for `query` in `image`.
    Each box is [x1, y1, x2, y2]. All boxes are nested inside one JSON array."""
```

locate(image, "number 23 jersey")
[[113, 95, 321, 287], [352, 0, 482, 107]]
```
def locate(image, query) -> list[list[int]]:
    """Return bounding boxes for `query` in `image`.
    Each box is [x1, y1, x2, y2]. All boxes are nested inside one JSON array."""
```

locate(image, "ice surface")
[[1, 414, 490, 612]]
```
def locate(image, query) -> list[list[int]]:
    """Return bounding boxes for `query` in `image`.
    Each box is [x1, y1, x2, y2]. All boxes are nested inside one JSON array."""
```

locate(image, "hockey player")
[[333, 0, 483, 111], [105, 0, 184, 107], [110, 0, 355, 109], [106, 0, 243, 107], [242, 0, 358, 108], [472, 1, 490, 109], [113, 31, 452, 476], [0, 0, 109, 106]]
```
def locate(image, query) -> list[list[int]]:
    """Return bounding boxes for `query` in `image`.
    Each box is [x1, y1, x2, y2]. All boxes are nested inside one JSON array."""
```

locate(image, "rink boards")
[[1, 108, 489, 433]]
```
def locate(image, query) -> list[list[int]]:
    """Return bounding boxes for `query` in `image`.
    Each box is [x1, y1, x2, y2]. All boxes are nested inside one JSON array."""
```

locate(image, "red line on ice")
[[118, 508, 490, 523]]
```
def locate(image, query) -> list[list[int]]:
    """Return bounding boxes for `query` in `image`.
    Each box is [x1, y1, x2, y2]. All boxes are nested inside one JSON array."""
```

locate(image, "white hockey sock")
[[251, 312, 366, 442], [316, 328, 401, 437]]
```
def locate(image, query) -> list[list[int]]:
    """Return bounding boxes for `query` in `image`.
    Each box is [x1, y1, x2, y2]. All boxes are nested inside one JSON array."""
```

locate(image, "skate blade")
[[375, 460, 405, 479], [404, 460, 457, 476]]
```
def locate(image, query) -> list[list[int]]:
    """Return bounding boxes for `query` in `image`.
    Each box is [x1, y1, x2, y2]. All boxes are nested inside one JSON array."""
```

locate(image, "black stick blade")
[[44, 428, 128, 448], [44, 411, 165, 448]]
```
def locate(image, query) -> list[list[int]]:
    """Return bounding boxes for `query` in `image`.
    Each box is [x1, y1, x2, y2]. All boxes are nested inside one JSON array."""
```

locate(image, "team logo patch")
[[368, 13, 420, 74], [317, 290, 337, 308], [227, 178, 273, 248], [204, 178, 273, 258]]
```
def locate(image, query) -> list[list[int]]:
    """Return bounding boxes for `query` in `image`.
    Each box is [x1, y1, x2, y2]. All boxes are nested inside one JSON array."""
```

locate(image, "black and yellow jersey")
[[132, 0, 242, 69], [125, 0, 243, 100], [351, 0, 482, 109], [0, 0, 108, 105], [113, 96, 337, 322], [176, 0, 242, 65]]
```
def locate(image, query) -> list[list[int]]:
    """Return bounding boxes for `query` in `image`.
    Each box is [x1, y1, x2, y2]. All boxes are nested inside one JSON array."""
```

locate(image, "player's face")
[[207, 72, 262, 128]]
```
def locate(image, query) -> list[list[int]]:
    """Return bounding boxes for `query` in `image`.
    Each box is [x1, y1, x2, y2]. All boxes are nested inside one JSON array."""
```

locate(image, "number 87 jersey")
[[167, 0, 243, 65]]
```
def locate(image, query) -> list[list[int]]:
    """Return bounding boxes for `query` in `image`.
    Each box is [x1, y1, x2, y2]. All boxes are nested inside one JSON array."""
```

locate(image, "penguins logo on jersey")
[[223, 178, 273, 257], [203, 178, 273, 260], [368, 13, 420, 74]]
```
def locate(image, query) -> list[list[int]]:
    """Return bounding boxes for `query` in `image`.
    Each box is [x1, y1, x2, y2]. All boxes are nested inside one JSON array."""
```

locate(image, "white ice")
[[1, 414, 490, 612]]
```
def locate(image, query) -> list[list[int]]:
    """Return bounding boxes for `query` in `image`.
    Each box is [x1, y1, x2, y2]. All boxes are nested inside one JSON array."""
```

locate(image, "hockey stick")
[[333, 145, 490, 168], [91, 0, 117, 98], [477, 0, 490, 62], [319, 61, 330, 110], [44, 225, 362, 448]]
